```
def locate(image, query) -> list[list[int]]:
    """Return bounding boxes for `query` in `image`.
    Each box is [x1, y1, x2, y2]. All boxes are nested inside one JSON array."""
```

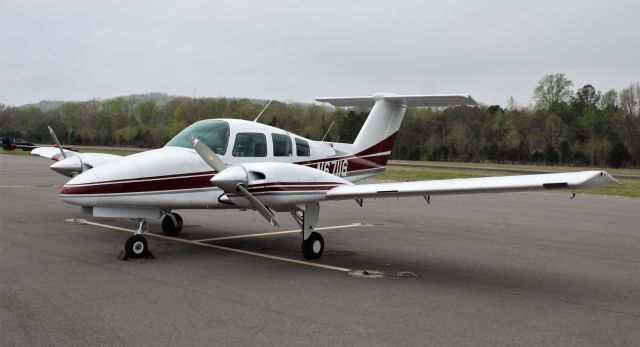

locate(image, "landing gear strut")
[[161, 212, 183, 236], [123, 219, 153, 260], [293, 202, 324, 260]]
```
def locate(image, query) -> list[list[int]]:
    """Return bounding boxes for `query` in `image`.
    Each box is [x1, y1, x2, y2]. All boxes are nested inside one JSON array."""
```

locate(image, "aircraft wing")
[[31, 146, 122, 176], [31, 146, 78, 160], [326, 171, 616, 200]]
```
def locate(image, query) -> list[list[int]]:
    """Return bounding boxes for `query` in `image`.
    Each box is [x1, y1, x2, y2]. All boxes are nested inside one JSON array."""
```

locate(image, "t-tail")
[[316, 92, 477, 170]]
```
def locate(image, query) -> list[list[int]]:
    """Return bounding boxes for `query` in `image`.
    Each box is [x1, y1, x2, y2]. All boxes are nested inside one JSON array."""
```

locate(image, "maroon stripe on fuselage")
[[294, 132, 397, 166], [356, 132, 398, 156], [60, 174, 216, 195], [61, 177, 344, 196], [73, 170, 217, 185], [301, 153, 390, 173]]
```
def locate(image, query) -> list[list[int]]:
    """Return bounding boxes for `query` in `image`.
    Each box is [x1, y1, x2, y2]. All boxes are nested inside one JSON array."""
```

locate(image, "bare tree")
[[620, 82, 639, 117]]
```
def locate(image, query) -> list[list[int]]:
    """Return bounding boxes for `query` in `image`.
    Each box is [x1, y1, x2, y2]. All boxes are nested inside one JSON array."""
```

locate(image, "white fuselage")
[[59, 119, 394, 211]]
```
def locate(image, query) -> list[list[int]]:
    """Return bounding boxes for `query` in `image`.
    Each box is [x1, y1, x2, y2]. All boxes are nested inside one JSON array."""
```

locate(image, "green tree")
[[608, 142, 631, 168], [600, 89, 618, 110], [533, 73, 573, 110], [136, 100, 157, 124], [572, 84, 601, 111]]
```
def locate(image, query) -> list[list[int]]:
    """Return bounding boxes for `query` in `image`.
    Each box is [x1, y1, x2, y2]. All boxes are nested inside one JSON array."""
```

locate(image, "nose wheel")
[[122, 219, 154, 260], [124, 235, 150, 259]]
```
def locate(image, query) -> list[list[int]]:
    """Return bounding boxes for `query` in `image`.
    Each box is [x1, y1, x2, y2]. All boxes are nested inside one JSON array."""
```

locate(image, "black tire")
[[125, 235, 148, 259], [162, 213, 183, 236], [302, 232, 324, 260]]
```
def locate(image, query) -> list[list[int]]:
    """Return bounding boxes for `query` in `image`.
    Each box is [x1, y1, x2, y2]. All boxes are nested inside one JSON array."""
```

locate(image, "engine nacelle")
[[214, 162, 351, 208]]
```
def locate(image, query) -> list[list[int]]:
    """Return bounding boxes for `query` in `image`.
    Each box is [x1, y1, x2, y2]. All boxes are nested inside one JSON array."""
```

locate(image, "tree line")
[[1, 74, 638, 168]]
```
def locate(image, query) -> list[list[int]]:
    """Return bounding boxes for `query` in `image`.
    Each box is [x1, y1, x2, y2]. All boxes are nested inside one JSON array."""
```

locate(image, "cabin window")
[[295, 138, 310, 156], [232, 132, 267, 157], [165, 120, 230, 155], [272, 133, 292, 157]]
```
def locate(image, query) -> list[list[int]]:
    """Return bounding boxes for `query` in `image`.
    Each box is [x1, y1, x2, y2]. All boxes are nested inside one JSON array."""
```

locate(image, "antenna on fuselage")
[[253, 100, 273, 123], [321, 120, 335, 142]]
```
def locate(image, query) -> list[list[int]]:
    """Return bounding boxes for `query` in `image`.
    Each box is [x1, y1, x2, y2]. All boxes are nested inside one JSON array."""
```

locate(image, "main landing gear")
[[293, 202, 324, 260], [302, 232, 324, 260], [123, 219, 153, 260], [161, 212, 183, 236]]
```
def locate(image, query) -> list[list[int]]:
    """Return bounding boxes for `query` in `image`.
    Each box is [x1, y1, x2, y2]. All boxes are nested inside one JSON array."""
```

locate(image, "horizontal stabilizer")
[[326, 171, 616, 200], [316, 93, 476, 108]]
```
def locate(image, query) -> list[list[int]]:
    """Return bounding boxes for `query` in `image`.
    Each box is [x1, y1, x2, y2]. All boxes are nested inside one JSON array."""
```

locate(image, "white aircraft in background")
[[32, 93, 616, 260], [31, 128, 121, 176]]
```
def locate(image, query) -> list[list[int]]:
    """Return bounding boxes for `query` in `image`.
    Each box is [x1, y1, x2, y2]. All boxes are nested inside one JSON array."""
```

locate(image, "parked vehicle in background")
[[1, 137, 36, 151]]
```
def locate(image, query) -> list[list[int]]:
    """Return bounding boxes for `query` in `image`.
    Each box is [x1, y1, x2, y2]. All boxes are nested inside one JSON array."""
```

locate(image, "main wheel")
[[302, 232, 324, 260], [124, 235, 148, 259], [162, 213, 183, 236]]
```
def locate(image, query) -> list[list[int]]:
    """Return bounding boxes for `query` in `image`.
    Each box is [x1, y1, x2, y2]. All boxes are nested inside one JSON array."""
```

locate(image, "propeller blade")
[[191, 137, 226, 172], [48, 125, 67, 159], [236, 184, 280, 228], [190, 138, 278, 227]]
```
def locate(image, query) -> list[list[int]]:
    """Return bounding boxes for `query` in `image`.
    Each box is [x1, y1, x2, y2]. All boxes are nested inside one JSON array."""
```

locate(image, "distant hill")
[[113, 92, 176, 106], [19, 100, 66, 111], [16, 93, 316, 112], [18, 92, 178, 111]]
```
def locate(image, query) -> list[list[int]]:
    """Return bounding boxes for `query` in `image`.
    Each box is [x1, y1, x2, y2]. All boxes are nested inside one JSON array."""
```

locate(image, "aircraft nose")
[[58, 170, 100, 206], [60, 170, 99, 193]]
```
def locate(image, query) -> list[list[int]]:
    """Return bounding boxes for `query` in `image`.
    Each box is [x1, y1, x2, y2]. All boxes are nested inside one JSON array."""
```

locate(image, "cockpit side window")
[[295, 138, 310, 156], [232, 132, 267, 157], [165, 120, 230, 155], [272, 133, 292, 157]]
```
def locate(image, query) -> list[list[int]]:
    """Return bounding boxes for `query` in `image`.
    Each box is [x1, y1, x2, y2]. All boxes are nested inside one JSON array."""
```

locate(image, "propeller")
[[190, 137, 280, 227], [191, 137, 226, 172], [48, 125, 67, 159]]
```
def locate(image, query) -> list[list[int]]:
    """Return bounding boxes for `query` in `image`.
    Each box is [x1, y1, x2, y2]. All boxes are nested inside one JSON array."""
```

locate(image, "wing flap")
[[326, 171, 616, 200]]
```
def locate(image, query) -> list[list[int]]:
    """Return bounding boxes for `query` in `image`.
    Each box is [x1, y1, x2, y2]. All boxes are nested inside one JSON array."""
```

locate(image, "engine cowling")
[[212, 162, 351, 208]]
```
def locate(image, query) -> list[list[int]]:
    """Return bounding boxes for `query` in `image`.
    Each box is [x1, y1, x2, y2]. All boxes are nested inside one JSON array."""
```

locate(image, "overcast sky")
[[1, 0, 638, 107]]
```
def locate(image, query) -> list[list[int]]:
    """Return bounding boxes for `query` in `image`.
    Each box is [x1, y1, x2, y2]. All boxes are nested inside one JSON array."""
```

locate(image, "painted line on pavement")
[[194, 222, 372, 242], [68, 219, 353, 272]]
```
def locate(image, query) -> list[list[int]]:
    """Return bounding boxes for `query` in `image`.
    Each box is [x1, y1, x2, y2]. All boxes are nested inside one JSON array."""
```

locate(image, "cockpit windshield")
[[165, 120, 230, 155]]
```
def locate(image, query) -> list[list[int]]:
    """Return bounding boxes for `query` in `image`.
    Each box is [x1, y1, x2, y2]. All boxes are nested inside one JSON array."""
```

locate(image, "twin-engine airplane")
[[33, 92, 616, 260]]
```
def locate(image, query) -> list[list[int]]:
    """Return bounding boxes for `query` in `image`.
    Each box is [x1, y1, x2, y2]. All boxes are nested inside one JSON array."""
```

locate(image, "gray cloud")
[[1, 0, 638, 106]]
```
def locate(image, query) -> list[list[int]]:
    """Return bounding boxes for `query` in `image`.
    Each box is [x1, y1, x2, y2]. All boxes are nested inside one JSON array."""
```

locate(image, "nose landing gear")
[[122, 219, 154, 260]]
